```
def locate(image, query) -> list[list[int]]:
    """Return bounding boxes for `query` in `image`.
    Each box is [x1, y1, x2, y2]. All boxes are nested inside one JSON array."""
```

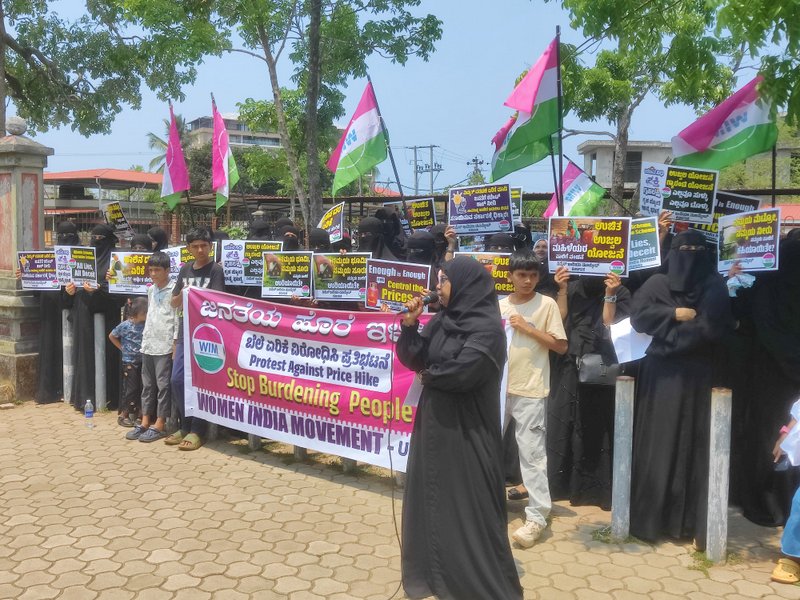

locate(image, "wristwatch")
[[603, 295, 617, 303]]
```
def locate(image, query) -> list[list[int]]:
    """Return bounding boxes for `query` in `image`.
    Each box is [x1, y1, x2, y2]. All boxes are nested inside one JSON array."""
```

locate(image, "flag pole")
[[366, 74, 410, 223], [183, 190, 196, 227], [771, 142, 777, 208], [548, 137, 561, 212], [555, 26, 565, 217]]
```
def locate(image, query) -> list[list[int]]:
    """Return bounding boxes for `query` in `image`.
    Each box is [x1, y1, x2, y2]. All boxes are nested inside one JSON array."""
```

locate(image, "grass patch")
[[726, 551, 743, 566], [689, 550, 714, 577], [591, 526, 644, 545]]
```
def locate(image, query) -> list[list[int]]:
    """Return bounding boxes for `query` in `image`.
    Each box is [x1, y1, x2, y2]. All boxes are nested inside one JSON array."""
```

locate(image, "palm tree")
[[147, 113, 188, 172]]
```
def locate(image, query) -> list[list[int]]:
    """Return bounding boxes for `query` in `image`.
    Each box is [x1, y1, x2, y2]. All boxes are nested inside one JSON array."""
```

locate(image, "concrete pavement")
[[1, 402, 798, 599]]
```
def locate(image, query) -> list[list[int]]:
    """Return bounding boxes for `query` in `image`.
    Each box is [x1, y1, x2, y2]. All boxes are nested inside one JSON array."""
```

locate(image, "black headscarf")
[[358, 217, 397, 260], [485, 233, 515, 252], [512, 225, 532, 251], [147, 227, 169, 252], [279, 225, 301, 251], [56, 221, 80, 246], [787, 228, 800, 241], [130, 234, 153, 251], [666, 230, 714, 299], [405, 231, 435, 264], [433, 256, 506, 372], [250, 219, 272, 241], [309, 228, 331, 251], [275, 217, 294, 230], [91, 224, 118, 283], [331, 233, 352, 253]]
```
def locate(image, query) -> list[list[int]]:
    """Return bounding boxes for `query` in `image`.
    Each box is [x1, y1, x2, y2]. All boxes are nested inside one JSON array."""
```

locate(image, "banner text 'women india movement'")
[[183, 288, 425, 471]]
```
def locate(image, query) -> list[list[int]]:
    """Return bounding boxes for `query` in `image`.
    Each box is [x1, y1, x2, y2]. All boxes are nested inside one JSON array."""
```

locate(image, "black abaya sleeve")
[[419, 346, 498, 394], [630, 276, 678, 340], [396, 323, 429, 372]]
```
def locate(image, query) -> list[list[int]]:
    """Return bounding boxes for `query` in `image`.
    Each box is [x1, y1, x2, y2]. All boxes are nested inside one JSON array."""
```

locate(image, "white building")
[[187, 114, 281, 149], [577, 140, 672, 189]]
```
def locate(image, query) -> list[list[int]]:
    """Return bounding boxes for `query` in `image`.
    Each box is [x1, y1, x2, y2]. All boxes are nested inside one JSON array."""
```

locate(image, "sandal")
[[164, 431, 185, 446], [178, 433, 202, 451], [507, 486, 529, 501], [772, 558, 800, 584]]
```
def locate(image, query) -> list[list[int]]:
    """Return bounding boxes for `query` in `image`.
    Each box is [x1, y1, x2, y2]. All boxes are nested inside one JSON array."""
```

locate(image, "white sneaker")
[[512, 520, 545, 548]]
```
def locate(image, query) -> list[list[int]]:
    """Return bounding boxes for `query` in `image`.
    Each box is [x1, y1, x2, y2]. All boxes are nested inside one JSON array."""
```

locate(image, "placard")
[[108, 251, 152, 295], [510, 187, 523, 223], [54, 246, 97, 286], [453, 252, 514, 295], [448, 183, 513, 235], [689, 192, 761, 244], [165, 244, 217, 283], [312, 252, 370, 302], [384, 198, 437, 232], [221, 240, 283, 286], [364, 259, 431, 311], [628, 217, 662, 272], [639, 161, 718, 224], [17, 251, 59, 290], [718, 208, 781, 273], [102, 201, 134, 239], [261, 251, 313, 298], [547, 217, 631, 277], [318, 202, 345, 243]]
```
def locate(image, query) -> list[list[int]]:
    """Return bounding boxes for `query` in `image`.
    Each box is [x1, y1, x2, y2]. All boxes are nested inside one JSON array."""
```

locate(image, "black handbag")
[[576, 352, 621, 386]]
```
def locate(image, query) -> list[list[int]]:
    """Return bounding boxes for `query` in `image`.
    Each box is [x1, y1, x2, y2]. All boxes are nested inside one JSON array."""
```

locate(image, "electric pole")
[[406, 145, 443, 194]]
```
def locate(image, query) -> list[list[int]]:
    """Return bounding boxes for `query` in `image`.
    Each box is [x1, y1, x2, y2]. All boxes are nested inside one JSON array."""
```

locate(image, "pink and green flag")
[[327, 82, 388, 196], [491, 38, 560, 181], [671, 75, 778, 171], [544, 161, 606, 217], [212, 98, 240, 211], [161, 103, 190, 210]]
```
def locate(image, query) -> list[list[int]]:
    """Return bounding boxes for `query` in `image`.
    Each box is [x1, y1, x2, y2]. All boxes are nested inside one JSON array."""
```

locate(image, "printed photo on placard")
[[547, 217, 631, 277], [689, 191, 761, 244], [221, 240, 283, 286], [261, 251, 313, 298], [718, 208, 781, 273], [108, 251, 153, 295], [453, 252, 514, 295], [364, 259, 431, 311], [313, 252, 370, 302], [384, 198, 437, 232], [448, 183, 513, 235]]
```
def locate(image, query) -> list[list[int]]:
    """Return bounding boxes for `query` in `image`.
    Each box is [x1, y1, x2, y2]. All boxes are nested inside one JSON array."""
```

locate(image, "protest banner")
[[16, 251, 59, 290], [221, 240, 283, 286], [262, 251, 313, 299], [180, 244, 215, 264], [364, 258, 431, 311], [313, 253, 370, 302], [547, 216, 631, 276], [688, 191, 761, 244], [628, 217, 662, 272], [183, 287, 433, 470], [453, 252, 514, 295], [108, 251, 152, 295], [165, 244, 218, 284], [384, 198, 437, 232], [102, 201, 134, 239], [639, 161, 718, 224], [448, 183, 513, 235], [510, 186, 523, 223], [318, 202, 345, 242], [718, 208, 781, 273], [54, 246, 97, 286]]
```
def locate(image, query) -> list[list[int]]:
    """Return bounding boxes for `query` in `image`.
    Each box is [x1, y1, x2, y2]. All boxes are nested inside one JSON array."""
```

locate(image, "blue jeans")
[[171, 342, 206, 437]]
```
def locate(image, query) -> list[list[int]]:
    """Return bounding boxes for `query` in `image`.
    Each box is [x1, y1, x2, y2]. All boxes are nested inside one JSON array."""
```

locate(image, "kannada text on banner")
[[183, 288, 431, 470], [261, 251, 313, 298], [384, 198, 437, 232], [222, 240, 283, 286], [510, 187, 523, 223], [318, 203, 345, 242], [639, 161, 718, 224], [103, 201, 134, 239], [688, 192, 761, 244], [453, 252, 513, 295], [548, 217, 632, 276], [54, 246, 97, 286], [313, 253, 370, 302], [17, 251, 59, 290], [108, 251, 153, 295], [364, 259, 431, 311], [448, 183, 513, 235], [628, 217, 661, 272], [718, 208, 781, 273]]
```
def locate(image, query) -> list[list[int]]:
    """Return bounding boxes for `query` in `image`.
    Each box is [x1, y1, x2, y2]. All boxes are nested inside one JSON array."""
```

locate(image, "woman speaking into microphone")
[[397, 256, 522, 600]]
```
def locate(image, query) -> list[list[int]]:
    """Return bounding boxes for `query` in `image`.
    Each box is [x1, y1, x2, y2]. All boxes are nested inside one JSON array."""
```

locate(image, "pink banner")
[[184, 288, 428, 471]]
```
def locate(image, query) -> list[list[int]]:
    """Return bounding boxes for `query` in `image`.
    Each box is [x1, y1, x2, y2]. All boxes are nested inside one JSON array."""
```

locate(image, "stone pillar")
[[0, 117, 54, 401]]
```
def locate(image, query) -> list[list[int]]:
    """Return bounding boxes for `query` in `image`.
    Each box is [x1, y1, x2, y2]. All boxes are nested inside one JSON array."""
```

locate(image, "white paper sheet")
[[610, 317, 653, 363]]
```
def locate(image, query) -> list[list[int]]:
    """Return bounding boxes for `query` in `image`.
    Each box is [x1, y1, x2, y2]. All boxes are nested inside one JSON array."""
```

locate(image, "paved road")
[[1, 402, 797, 599]]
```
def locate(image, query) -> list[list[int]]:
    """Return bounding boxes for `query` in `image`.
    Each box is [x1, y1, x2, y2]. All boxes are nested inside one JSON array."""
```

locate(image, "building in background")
[[186, 114, 281, 150], [577, 140, 672, 190]]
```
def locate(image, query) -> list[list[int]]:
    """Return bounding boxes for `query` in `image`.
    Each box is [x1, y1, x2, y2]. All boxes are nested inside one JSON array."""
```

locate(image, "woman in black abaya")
[[357, 217, 397, 260], [147, 226, 169, 252], [397, 256, 522, 600], [629, 230, 735, 545]]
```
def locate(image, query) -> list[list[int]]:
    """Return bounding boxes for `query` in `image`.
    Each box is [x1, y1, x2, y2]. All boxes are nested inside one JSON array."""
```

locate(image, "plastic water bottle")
[[84, 399, 94, 429]]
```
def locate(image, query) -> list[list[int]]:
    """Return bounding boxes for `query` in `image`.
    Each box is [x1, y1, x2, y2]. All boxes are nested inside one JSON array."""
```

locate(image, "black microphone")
[[398, 291, 439, 314]]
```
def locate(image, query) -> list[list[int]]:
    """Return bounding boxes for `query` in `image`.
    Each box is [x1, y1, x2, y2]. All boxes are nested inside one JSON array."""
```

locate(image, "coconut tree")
[[146, 113, 189, 171]]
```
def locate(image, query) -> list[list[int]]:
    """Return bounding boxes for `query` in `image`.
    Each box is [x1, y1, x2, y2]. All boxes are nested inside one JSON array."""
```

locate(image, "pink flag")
[[160, 104, 189, 209], [212, 99, 229, 191], [504, 38, 559, 113], [543, 162, 581, 217], [491, 115, 518, 151]]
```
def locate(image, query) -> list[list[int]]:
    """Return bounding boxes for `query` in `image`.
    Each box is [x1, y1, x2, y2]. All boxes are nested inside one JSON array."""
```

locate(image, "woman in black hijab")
[[485, 232, 515, 253], [357, 217, 396, 260], [147, 226, 168, 252], [629, 230, 735, 546], [275, 216, 294, 230], [396, 256, 523, 600], [249, 219, 272, 241], [66, 224, 124, 410], [279, 225, 301, 251], [309, 228, 331, 252]]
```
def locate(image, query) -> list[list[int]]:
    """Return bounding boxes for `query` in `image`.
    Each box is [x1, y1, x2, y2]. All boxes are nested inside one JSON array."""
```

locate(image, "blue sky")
[[27, 1, 736, 195]]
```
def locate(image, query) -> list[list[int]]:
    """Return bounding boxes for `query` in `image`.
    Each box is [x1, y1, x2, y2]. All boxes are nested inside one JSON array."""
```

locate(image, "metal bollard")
[[611, 376, 636, 540], [62, 309, 73, 405], [93, 313, 106, 411], [706, 387, 732, 563]]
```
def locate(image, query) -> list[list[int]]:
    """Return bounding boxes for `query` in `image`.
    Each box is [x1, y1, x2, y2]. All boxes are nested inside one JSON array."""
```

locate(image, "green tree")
[[185, 141, 267, 198], [146, 113, 189, 172], [0, 1, 228, 134], [554, 0, 740, 212]]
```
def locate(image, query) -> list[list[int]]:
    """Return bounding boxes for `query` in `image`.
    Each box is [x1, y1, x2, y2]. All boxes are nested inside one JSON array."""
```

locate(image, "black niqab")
[[358, 217, 396, 260], [91, 224, 118, 284], [309, 228, 331, 251], [405, 231, 434, 264], [250, 219, 272, 241], [130, 234, 153, 251], [148, 227, 169, 251], [56, 221, 80, 246], [485, 233, 515, 252], [667, 230, 713, 300], [279, 225, 301, 251]]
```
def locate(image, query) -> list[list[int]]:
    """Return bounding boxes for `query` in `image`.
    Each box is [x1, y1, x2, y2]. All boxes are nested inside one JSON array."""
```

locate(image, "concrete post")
[[294, 446, 307, 461], [247, 434, 261, 452], [62, 308, 73, 405], [706, 387, 733, 563], [611, 376, 636, 540], [342, 458, 358, 474], [93, 313, 106, 411], [0, 118, 54, 400]]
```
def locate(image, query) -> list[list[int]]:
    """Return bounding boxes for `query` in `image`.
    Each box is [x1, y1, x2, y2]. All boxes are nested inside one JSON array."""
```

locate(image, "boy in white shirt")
[[499, 250, 568, 547]]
